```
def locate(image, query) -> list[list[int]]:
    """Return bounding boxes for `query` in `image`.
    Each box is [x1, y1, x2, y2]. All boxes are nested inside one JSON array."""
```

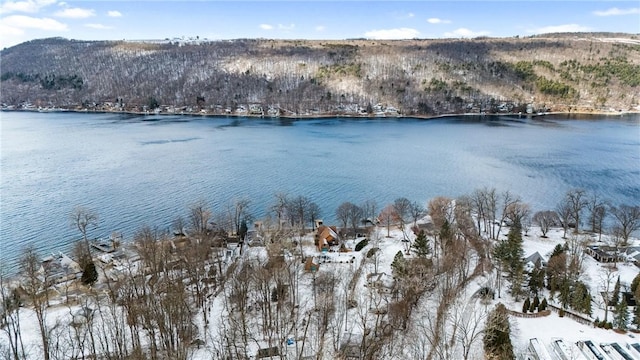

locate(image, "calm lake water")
[[1, 111, 639, 268]]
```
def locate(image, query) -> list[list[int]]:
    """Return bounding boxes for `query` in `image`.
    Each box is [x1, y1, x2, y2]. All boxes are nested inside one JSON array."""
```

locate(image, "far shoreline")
[[2, 107, 639, 122]]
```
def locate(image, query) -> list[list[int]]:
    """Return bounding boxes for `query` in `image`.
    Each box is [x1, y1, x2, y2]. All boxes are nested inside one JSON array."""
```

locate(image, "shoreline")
[[2, 108, 639, 121]]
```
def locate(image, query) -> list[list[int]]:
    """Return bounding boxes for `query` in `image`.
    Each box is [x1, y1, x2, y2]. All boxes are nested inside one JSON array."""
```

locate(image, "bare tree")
[[504, 201, 530, 228], [586, 192, 606, 234], [393, 197, 412, 240], [336, 202, 362, 238], [495, 191, 520, 240], [189, 200, 212, 236], [532, 210, 560, 238], [0, 267, 26, 360], [288, 195, 311, 233], [449, 295, 488, 360], [469, 188, 489, 236], [271, 192, 289, 230], [230, 198, 252, 237], [409, 201, 425, 227], [171, 216, 187, 236], [20, 247, 52, 360], [307, 201, 321, 231], [556, 201, 573, 239], [70, 206, 98, 254], [610, 204, 640, 246], [361, 199, 378, 225], [379, 204, 398, 238], [599, 265, 619, 323], [565, 188, 588, 234]]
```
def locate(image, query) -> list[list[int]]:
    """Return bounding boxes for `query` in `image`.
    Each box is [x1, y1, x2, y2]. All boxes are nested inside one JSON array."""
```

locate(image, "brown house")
[[315, 225, 340, 252]]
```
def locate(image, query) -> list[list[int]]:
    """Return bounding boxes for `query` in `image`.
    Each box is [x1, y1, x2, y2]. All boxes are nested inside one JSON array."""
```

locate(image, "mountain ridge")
[[2, 33, 639, 116]]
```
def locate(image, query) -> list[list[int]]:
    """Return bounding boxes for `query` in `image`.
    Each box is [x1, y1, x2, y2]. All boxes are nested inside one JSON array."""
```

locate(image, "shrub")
[[355, 238, 369, 252]]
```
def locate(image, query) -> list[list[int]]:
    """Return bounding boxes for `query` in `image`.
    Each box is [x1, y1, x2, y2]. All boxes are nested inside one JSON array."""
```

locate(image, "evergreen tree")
[[540, 297, 548, 311], [528, 259, 545, 296], [439, 219, 453, 248], [633, 305, 640, 330], [611, 276, 621, 307], [559, 277, 571, 309], [631, 273, 640, 294], [494, 223, 525, 299], [532, 296, 540, 312], [484, 303, 514, 360], [571, 281, 592, 316], [411, 230, 430, 257], [81, 261, 98, 286], [523, 298, 531, 313], [551, 243, 565, 258], [613, 298, 629, 330], [391, 251, 406, 278]]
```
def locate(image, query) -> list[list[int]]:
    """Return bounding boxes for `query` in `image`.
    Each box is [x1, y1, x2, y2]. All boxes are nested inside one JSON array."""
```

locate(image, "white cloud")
[[528, 24, 591, 34], [0, 22, 25, 36], [364, 27, 420, 40], [593, 7, 640, 16], [259, 23, 273, 30], [85, 23, 112, 30], [278, 23, 295, 31], [427, 17, 451, 24], [107, 10, 122, 17], [0, 0, 56, 14], [443, 28, 489, 38], [54, 7, 95, 18], [393, 11, 414, 19], [315, 25, 325, 32], [2, 14, 67, 30]]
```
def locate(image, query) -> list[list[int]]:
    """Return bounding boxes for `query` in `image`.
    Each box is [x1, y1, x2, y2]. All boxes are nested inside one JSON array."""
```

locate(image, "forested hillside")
[[1, 33, 639, 116]]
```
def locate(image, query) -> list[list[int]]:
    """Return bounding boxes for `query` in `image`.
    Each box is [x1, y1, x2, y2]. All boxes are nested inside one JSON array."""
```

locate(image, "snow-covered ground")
[[2, 220, 639, 360]]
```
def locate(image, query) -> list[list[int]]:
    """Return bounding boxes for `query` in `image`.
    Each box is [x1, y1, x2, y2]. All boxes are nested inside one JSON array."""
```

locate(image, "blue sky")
[[1, 1, 639, 48]]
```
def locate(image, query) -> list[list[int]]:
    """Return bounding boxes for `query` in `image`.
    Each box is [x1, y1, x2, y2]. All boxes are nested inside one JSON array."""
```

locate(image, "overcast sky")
[[1, 0, 639, 48]]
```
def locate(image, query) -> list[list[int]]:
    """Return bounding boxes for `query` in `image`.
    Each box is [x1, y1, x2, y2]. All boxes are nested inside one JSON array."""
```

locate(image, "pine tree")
[[571, 281, 592, 316], [633, 305, 640, 330], [528, 259, 545, 295], [631, 273, 640, 294], [613, 298, 629, 330], [484, 303, 514, 360], [611, 276, 621, 307], [523, 298, 531, 313], [551, 243, 564, 258], [411, 230, 430, 257], [499, 223, 525, 299], [391, 251, 406, 278], [532, 296, 540, 312], [559, 277, 571, 309], [540, 297, 548, 311], [81, 261, 98, 286]]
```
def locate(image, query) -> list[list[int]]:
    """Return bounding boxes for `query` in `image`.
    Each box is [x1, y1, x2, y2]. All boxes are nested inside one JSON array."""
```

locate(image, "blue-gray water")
[[1, 112, 639, 269]]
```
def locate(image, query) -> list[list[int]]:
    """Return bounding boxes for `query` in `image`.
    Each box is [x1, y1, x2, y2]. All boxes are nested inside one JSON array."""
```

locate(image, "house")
[[39, 253, 82, 285], [585, 245, 623, 263], [622, 246, 640, 266], [315, 225, 340, 252], [524, 251, 547, 272], [304, 257, 319, 273]]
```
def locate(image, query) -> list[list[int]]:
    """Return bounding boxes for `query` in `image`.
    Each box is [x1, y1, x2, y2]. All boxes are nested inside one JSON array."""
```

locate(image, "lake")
[[1, 111, 639, 268]]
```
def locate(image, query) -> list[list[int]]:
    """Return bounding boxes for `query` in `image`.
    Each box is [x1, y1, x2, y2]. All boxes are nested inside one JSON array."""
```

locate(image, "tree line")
[[0, 187, 638, 359]]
